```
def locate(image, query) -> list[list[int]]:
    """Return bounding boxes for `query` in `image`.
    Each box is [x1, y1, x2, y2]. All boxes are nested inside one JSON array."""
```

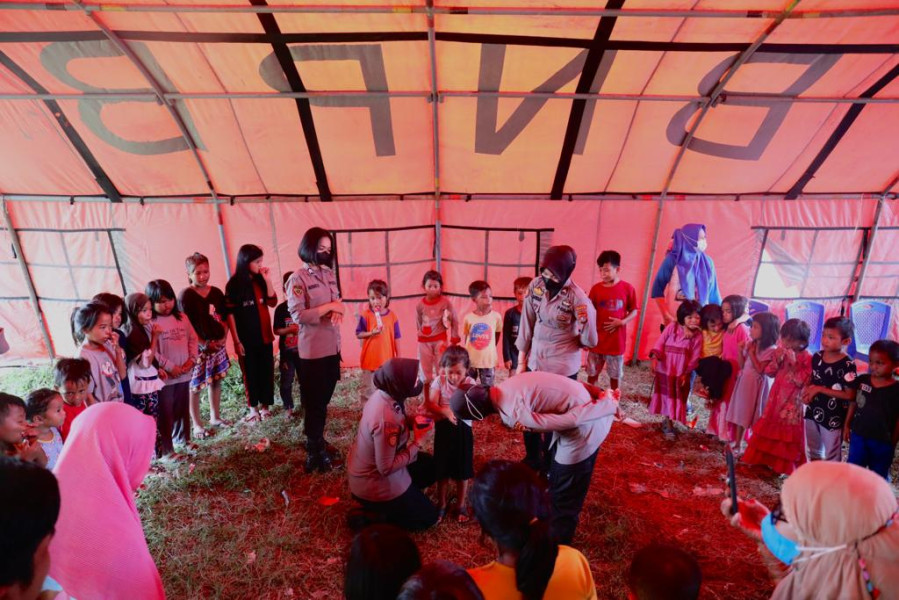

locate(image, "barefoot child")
[[24, 389, 66, 469], [53, 358, 93, 441], [424, 346, 476, 523], [356, 279, 401, 403], [416, 270, 460, 384], [743, 319, 812, 475], [845, 339, 899, 479]]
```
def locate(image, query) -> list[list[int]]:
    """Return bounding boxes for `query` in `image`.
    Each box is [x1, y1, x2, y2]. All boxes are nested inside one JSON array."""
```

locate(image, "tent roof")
[[0, 1, 898, 201]]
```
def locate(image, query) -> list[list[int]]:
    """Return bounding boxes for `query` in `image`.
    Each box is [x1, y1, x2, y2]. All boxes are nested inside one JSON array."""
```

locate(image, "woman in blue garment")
[[651, 223, 721, 326]]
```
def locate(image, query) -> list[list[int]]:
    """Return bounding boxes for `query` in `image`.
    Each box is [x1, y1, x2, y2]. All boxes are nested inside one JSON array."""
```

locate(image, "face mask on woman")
[[761, 513, 848, 566], [315, 251, 331, 266]]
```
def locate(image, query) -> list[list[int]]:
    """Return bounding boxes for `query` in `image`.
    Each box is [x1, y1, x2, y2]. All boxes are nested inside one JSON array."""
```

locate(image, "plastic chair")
[[748, 299, 770, 317], [848, 300, 893, 361], [785, 301, 826, 353]]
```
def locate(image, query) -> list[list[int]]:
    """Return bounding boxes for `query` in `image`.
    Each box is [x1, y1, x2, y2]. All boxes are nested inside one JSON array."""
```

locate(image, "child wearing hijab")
[[50, 402, 165, 600]]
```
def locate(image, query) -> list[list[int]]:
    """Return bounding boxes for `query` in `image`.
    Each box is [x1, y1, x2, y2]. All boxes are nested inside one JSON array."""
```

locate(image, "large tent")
[[0, 0, 897, 364]]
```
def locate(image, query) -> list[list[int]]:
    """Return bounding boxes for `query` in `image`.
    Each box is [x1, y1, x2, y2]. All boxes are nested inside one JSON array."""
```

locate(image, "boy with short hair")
[[274, 272, 300, 417], [587, 251, 638, 390], [462, 281, 503, 386], [503, 276, 532, 373], [801, 316, 856, 462], [53, 358, 93, 441], [0, 394, 46, 466]]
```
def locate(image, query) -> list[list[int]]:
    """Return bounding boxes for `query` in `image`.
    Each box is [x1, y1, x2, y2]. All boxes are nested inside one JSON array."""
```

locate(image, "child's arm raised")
[[747, 343, 773, 374]]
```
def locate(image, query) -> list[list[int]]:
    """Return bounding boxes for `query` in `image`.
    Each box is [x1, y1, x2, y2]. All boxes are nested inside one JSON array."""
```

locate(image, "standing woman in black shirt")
[[225, 244, 278, 422], [179, 252, 232, 436]]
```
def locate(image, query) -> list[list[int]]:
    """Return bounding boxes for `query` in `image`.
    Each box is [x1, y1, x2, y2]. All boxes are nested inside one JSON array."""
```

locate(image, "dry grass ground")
[[132, 363, 783, 600]]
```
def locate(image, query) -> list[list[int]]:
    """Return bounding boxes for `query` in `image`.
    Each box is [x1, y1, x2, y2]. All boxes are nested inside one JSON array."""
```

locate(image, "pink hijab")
[[50, 402, 165, 599]]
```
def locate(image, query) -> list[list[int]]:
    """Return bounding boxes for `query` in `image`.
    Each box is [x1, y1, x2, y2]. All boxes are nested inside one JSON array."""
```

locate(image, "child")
[[179, 252, 231, 435], [225, 244, 278, 422], [587, 250, 638, 390], [53, 357, 93, 441], [727, 311, 779, 454], [742, 319, 812, 475], [416, 270, 460, 384], [424, 346, 476, 524], [845, 339, 899, 479], [147, 279, 198, 458], [706, 295, 751, 442], [462, 281, 503, 386], [274, 272, 300, 417], [0, 393, 46, 465], [344, 524, 422, 600], [502, 276, 531, 373], [123, 292, 166, 453], [649, 300, 702, 438], [24, 389, 65, 469], [93, 292, 133, 406], [628, 544, 701, 600], [802, 316, 856, 462], [356, 279, 401, 403], [694, 303, 732, 404], [72, 301, 126, 404]]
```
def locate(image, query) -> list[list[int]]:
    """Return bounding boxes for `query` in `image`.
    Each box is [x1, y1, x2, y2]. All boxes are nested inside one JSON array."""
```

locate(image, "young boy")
[[844, 339, 899, 479], [24, 389, 66, 470], [502, 276, 532, 373], [802, 316, 856, 462], [53, 358, 93, 441], [274, 272, 300, 417], [0, 393, 46, 466], [587, 251, 637, 390], [356, 279, 401, 401], [462, 281, 503, 386]]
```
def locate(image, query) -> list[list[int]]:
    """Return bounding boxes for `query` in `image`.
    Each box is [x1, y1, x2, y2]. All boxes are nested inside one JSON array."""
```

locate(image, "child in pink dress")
[[649, 300, 702, 438], [743, 319, 812, 474], [706, 295, 750, 442], [727, 311, 779, 454]]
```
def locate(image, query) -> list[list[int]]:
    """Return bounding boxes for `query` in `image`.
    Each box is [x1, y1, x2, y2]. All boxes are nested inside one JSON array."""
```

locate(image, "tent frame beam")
[[9, 2, 899, 18], [1, 199, 56, 358], [855, 194, 887, 302], [631, 0, 800, 362]]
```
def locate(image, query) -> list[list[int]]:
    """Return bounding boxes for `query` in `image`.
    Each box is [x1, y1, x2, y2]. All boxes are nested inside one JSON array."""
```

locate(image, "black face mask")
[[544, 276, 564, 296], [315, 251, 331, 266]]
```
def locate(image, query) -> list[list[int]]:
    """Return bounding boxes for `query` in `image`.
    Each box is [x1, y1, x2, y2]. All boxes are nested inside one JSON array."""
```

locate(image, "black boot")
[[304, 440, 321, 474]]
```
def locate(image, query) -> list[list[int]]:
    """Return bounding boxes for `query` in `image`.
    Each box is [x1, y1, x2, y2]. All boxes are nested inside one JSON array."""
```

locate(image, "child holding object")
[[72, 301, 126, 404], [423, 345, 477, 523], [706, 295, 751, 442], [742, 319, 812, 475], [356, 279, 401, 403], [727, 311, 779, 455], [844, 339, 899, 479], [24, 389, 66, 470], [416, 270, 460, 384], [649, 300, 702, 438]]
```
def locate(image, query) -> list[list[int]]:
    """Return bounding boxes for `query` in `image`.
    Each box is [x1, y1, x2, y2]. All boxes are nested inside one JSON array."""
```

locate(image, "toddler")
[[356, 279, 401, 402], [274, 272, 300, 416], [649, 300, 702, 438], [693, 304, 732, 404], [706, 295, 751, 442], [462, 281, 503, 386], [53, 357, 93, 441], [24, 389, 66, 469], [0, 393, 46, 465]]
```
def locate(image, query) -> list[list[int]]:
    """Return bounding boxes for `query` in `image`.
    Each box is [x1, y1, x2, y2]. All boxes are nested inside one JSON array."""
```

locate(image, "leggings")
[[239, 343, 274, 408], [298, 354, 341, 447], [157, 382, 190, 455]]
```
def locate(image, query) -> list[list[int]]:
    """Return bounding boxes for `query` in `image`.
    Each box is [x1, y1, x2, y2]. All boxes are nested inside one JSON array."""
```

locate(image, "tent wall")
[[1, 197, 895, 365]]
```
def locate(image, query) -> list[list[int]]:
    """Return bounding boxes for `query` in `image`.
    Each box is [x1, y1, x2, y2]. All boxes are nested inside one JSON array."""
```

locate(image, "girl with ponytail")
[[467, 461, 597, 600]]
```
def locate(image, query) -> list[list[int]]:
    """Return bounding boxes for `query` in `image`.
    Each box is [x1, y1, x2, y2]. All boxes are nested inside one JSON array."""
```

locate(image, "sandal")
[[457, 507, 472, 524], [259, 408, 272, 421], [192, 427, 210, 439], [208, 419, 232, 428], [436, 507, 447, 524], [242, 413, 261, 424]]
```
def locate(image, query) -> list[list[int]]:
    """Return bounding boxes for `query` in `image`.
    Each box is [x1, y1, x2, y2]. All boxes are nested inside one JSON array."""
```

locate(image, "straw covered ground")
[[3, 363, 795, 599]]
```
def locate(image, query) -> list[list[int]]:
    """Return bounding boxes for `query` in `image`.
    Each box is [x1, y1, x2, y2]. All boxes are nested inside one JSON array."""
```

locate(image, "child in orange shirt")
[[356, 280, 401, 402]]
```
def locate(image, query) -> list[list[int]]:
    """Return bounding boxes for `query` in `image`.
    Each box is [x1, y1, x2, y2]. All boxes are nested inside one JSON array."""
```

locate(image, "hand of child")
[[443, 407, 458, 426], [181, 358, 195, 371], [677, 374, 689, 388], [370, 326, 382, 336], [111, 330, 120, 345], [259, 266, 270, 277], [18, 438, 48, 466], [151, 323, 162, 337], [515, 360, 527, 375], [512, 422, 530, 433], [602, 317, 623, 333], [158, 369, 168, 382], [168, 365, 183, 378], [236, 342, 246, 357], [843, 426, 851, 443]]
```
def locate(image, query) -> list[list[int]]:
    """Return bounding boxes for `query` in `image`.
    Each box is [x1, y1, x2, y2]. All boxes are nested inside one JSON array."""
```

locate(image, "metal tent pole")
[[1, 198, 56, 358], [854, 195, 886, 302]]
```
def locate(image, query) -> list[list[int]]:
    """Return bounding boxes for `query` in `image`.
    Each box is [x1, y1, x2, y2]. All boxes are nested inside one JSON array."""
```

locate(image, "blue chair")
[[785, 301, 826, 353], [748, 299, 770, 317], [848, 300, 893, 361]]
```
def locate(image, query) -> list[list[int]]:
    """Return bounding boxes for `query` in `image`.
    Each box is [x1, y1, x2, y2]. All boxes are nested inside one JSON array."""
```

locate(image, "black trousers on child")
[[354, 453, 439, 531], [695, 356, 732, 401], [240, 343, 274, 408], [157, 381, 190, 456], [298, 353, 340, 448], [548, 448, 599, 545], [279, 351, 301, 411]]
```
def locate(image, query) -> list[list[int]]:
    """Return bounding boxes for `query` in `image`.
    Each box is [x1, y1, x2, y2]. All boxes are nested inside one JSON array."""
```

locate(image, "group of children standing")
[[648, 294, 899, 478]]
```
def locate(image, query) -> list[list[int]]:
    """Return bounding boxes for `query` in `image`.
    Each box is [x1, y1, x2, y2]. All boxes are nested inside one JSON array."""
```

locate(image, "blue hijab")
[[670, 223, 719, 305]]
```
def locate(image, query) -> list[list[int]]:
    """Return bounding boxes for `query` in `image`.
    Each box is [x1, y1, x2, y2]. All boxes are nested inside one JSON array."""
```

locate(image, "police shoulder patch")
[[575, 304, 588, 322], [291, 284, 304, 297], [532, 284, 545, 298], [385, 423, 401, 447]]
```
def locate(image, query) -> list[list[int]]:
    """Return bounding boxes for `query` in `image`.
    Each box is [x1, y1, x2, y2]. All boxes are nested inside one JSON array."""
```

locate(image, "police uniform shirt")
[[516, 277, 597, 376], [494, 371, 616, 465], [286, 262, 341, 360]]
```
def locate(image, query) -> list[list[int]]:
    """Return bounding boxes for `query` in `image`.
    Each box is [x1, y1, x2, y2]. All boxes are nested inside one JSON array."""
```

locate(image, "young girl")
[[727, 311, 779, 454], [424, 346, 476, 523], [179, 252, 231, 436], [649, 300, 702, 438], [743, 319, 812, 475], [147, 279, 198, 458], [93, 292, 132, 406], [694, 303, 732, 405], [123, 292, 166, 455], [24, 389, 66, 469], [706, 295, 751, 442], [416, 270, 460, 385], [72, 301, 126, 404], [225, 244, 277, 422], [356, 279, 401, 403]]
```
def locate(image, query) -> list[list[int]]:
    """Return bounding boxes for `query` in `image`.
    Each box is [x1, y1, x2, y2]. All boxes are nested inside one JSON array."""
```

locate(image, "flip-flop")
[[192, 427, 210, 439], [259, 409, 272, 421], [208, 419, 232, 428], [242, 413, 261, 424]]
